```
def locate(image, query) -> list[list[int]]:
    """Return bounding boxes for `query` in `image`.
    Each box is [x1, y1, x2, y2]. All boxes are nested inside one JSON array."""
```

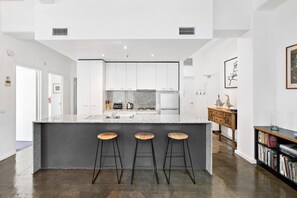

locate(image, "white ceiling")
[[38, 39, 210, 61]]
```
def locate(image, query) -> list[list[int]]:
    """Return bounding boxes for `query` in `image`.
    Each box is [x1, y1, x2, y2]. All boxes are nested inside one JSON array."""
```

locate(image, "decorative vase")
[[270, 111, 279, 131]]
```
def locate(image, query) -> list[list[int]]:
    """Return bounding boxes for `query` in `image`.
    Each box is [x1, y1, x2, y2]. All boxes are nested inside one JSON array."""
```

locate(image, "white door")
[[182, 77, 197, 118], [48, 73, 63, 117], [16, 66, 40, 142]]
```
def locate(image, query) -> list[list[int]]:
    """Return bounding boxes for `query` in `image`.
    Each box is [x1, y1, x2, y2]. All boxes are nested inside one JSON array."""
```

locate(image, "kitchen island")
[[33, 114, 212, 175]]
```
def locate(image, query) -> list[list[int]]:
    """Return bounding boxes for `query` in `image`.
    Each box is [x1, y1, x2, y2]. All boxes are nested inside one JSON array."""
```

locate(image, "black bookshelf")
[[255, 126, 297, 191]]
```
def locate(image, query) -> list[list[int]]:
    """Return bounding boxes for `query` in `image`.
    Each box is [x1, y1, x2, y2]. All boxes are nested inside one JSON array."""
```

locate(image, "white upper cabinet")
[[115, 63, 126, 90], [156, 63, 179, 91], [105, 62, 178, 91], [137, 63, 156, 90], [167, 63, 179, 91], [126, 63, 137, 90], [156, 63, 168, 91], [105, 63, 116, 90]]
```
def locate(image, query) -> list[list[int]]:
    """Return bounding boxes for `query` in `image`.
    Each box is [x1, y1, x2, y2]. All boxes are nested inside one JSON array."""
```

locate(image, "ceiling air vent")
[[52, 28, 68, 36], [179, 27, 195, 35]]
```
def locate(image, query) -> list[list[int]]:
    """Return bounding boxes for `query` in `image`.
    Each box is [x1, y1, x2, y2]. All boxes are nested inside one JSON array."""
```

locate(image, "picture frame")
[[224, 57, 238, 88], [286, 44, 297, 89], [53, 83, 61, 94]]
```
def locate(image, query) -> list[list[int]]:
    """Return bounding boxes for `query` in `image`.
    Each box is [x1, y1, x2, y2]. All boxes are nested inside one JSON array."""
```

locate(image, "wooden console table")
[[208, 107, 237, 153]]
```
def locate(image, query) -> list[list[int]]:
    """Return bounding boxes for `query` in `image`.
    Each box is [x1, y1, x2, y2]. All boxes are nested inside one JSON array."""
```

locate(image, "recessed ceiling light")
[[151, 54, 154, 57], [102, 54, 105, 57], [124, 46, 128, 50]]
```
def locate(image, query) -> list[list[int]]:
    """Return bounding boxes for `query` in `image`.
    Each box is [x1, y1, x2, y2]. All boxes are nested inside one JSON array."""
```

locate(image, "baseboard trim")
[[0, 151, 16, 162], [235, 150, 256, 164]]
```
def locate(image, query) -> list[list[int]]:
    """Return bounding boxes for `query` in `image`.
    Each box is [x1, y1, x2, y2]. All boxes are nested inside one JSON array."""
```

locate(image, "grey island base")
[[33, 114, 212, 175]]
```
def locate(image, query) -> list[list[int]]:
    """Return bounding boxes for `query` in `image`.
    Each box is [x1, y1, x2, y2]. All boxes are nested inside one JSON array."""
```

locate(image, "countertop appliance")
[[127, 102, 134, 110], [113, 102, 123, 109], [160, 93, 179, 114]]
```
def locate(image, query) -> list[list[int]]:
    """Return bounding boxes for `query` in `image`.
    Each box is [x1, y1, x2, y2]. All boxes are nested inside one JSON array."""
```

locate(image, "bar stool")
[[163, 132, 196, 184], [131, 132, 159, 184], [92, 132, 123, 184]]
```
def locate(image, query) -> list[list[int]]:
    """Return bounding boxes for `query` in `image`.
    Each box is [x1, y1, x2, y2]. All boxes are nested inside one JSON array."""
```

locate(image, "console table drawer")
[[214, 117, 225, 125], [213, 111, 224, 118]]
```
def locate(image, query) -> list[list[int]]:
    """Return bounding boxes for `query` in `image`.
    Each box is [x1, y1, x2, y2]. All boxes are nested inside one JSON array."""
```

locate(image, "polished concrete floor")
[[0, 134, 297, 197]]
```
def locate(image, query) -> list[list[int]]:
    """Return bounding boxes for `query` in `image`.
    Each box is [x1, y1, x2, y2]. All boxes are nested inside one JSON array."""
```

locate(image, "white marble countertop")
[[34, 114, 210, 124]]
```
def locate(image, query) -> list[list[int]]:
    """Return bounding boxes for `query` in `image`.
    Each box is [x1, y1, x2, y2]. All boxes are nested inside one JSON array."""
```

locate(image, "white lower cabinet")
[[77, 60, 104, 115]]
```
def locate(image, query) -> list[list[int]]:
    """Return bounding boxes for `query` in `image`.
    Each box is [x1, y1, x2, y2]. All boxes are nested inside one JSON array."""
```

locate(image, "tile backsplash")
[[106, 90, 156, 109]]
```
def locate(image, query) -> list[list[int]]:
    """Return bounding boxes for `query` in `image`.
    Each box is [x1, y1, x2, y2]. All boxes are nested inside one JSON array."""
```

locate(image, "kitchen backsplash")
[[106, 90, 156, 109]]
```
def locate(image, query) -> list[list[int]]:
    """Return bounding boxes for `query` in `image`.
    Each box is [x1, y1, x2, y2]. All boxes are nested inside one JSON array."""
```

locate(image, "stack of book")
[[258, 144, 277, 170], [258, 132, 277, 148], [279, 154, 297, 183]]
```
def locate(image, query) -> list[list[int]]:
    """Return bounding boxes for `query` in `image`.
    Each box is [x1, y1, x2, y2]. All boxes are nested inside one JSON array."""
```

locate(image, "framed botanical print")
[[224, 57, 238, 88], [286, 44, 297, 89]]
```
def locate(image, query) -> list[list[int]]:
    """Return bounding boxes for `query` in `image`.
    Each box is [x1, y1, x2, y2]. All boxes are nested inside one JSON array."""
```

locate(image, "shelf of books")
[[255, 126, 297, 190]]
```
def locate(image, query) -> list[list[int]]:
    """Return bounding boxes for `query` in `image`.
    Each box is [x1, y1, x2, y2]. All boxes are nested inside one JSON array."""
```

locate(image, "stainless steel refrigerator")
[[160, 93, 179, 114]]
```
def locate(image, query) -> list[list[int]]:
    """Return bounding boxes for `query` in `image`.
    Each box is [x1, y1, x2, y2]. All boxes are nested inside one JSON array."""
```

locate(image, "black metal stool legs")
[[131, 139, 138, 184], [92, 138, 123, 184], [151, 140, 159, 184], [163, 138, 196, 184], [92, 139, 103, 184], [131, 138, 159, 184], [115, 138, 124, 184], [185, 139, 196, 184], [112, 139, 123, 184]]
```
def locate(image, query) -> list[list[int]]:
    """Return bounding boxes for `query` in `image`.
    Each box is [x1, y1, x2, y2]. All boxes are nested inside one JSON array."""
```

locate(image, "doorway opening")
[[48, 73, 63, 117], [16, 66, 41, 152]]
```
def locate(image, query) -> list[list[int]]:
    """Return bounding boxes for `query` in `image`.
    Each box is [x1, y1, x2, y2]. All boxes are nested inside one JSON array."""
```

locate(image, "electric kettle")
[[127, 102, 134, 110]]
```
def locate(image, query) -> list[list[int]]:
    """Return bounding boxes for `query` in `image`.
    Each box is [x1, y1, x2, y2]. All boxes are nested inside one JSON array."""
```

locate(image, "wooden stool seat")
[[168, 132, 188, 140], [135, 132, 155, 140], [97, 132, 118, 140]]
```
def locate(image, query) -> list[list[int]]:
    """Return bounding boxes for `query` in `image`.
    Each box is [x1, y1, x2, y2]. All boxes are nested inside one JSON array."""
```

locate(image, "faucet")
[[111, 111, 118, 119]]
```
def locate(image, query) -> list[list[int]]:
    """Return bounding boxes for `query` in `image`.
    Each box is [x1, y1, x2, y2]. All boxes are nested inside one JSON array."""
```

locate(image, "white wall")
[[0, 0, 35, 33], [34, 0, 213, 40], [236, 32, 255, 163], [275, 0, 297, 130], [253, 10, 276, 126], [214, 0, 252, 31], [187, 39, 238, 138], [16, 66, 37, 141], [0, 8, 76, 160]]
